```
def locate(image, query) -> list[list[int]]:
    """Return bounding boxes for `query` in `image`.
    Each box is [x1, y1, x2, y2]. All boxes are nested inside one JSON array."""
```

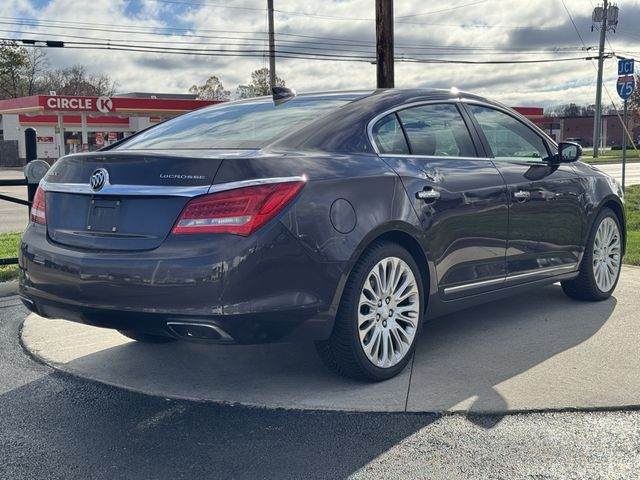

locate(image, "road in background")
[[0, 169, 28, 234], [593, 162, 640, 187]]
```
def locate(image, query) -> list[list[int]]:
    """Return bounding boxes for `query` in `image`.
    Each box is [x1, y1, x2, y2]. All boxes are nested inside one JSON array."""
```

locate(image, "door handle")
[[513, 190, 531, 202], [416, 188, 440, 203]]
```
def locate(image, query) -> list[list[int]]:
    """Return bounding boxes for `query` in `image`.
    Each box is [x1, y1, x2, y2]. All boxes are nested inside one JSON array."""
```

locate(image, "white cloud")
[[1, 0, 639, 108]]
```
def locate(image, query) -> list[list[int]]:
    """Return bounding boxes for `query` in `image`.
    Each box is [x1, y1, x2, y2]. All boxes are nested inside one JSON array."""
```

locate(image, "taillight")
[[172, 180, 305, 236], [30, 186, 46, 225]]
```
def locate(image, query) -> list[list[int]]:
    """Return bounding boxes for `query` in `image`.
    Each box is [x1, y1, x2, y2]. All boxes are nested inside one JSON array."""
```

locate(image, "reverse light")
[[30, 186, 46, 225], [172, 180, 305, 236]]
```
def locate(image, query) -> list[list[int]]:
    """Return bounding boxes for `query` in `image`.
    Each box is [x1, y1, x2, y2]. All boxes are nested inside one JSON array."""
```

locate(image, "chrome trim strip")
[[505, 263, 578, 282], [379, 154, 493, 161], [207, 175, 306, 194], [443, 263, 579, 295], [166, 321, 234, 342], [443, 277, 505, 294], [40, 175, 306, 197], [40, 180, 210, 197]]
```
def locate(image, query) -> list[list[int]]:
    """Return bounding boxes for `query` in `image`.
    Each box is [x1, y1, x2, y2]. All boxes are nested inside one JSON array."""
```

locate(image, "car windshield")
[[117, 94, 357, 150]]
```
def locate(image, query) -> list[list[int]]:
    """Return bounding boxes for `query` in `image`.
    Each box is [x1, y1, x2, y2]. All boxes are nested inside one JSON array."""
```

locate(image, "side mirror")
[[557, 142, 582, 163]]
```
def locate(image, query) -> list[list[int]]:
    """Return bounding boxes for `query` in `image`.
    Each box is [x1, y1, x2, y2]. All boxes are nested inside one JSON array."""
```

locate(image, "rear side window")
[[397, 104, 477, 157], [372, 114, 410, 154], [469, 105, 551, 161], [117, 96, 354, 150]]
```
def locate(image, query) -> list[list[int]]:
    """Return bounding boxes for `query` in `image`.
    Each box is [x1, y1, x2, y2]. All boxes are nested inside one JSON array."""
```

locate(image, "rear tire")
[[118, 330, 177, 343], [316, 241, 424, 382], [561, 207, 622, 301]]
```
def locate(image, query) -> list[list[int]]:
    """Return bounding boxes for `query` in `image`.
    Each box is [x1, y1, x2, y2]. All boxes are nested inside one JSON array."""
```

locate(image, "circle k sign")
[[96, 96, 113, 113]]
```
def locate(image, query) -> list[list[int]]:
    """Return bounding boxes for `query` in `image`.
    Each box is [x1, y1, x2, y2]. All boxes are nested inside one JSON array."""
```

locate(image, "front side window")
[[396, 104, 477, 157], [469, 105, 551, 161]]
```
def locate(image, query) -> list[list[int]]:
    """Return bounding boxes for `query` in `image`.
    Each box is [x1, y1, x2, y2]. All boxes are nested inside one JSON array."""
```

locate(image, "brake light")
[[172, 180, 305, 236], [30, 186, 46, 225]]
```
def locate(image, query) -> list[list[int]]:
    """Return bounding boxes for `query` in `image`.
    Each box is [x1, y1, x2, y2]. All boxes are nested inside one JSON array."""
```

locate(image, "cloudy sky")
[[2, 0, 640, 108]]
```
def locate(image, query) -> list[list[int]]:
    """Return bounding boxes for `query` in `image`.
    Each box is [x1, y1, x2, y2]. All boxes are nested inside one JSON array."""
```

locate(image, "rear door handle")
[[513, 190, 531, 202], [416, 188, 440, 203]]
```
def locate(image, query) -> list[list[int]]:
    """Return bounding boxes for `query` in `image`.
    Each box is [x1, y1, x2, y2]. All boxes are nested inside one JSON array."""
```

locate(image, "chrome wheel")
[[357, 257, 420, 369], [592, 217, 621, 293]]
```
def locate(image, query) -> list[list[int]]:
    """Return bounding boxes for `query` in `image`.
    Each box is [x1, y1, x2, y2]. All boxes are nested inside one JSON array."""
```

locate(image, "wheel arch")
[[597, 196, 626, 254], [330, 223, 434, 316]]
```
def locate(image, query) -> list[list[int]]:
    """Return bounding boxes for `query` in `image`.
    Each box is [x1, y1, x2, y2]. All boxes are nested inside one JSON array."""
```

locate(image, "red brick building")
[[534, 115, 639, 148]]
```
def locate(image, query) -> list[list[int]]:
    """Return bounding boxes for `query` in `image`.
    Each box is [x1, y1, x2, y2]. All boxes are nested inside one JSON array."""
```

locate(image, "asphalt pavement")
[[2, 292, 640, 479]]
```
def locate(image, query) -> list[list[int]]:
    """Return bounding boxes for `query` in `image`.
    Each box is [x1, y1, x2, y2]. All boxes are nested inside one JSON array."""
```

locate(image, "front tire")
[[562, 207, 622, 301], [316, 241, 424, 381]]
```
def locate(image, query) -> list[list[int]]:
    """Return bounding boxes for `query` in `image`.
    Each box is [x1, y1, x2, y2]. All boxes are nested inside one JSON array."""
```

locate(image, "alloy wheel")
[[592, 216, 621, 293], [357, 256, 420, 369]]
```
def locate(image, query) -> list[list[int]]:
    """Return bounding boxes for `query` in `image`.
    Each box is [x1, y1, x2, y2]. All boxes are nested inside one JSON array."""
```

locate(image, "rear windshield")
[[117, 95, 356, 150]]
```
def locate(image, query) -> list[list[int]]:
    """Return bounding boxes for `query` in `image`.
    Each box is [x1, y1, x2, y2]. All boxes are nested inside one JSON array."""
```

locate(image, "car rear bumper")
[[19, 224, 341, 343], [19, 293, 332, 343]]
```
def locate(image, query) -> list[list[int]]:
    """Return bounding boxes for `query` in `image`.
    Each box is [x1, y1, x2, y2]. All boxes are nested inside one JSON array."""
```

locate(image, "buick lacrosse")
[[19, 89, 625, 381]]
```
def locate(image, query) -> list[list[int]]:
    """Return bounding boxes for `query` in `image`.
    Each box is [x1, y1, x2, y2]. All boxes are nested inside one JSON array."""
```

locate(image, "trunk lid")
[[43, 150, 252, 251]]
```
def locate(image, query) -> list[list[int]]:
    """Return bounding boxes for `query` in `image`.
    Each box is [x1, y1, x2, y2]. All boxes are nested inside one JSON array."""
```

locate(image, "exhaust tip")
[[167, 321, 234, 344], [19, 296, 38, 314]]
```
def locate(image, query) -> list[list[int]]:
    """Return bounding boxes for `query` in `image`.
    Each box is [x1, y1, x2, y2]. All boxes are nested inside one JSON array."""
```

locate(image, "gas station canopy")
[[0, 94, 219, 116], [0, 94, 221, 161]]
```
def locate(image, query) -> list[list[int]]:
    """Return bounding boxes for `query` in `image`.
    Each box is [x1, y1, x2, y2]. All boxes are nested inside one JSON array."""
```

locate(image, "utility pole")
[[267, 0, 276, 91], [592, 0, 608, 157], [375, 0, 394, 88], [591, 1, 618, 157]]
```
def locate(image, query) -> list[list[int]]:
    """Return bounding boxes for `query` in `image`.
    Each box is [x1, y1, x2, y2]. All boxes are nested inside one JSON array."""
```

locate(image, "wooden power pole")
[[376, 0, 394, 88], [267, 0, 276, 90]]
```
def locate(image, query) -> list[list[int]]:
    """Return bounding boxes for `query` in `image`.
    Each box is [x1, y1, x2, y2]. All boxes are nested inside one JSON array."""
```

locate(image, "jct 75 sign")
[[617, 75, 635, 100]]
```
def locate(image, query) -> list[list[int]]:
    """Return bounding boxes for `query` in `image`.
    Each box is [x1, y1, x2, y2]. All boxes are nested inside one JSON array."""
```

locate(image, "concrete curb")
[[18, 268, 640, 414]]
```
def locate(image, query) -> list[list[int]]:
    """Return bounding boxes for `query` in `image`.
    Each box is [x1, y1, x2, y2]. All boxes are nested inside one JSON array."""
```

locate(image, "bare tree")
[[38, 64, 116, 96], [237, 67, 286, 98], [25, 47, 48, 95], [189, 75, 230, 100], [0, 40, 29, 99]]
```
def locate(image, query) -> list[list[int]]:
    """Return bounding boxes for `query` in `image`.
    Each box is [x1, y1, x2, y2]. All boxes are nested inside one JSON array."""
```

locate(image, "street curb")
[[20, 323, 640, 417], [0, 281, 18, 298]]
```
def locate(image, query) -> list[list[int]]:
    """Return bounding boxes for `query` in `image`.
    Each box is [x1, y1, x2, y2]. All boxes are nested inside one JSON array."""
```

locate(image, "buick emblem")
[[90, 168, 109, 191]]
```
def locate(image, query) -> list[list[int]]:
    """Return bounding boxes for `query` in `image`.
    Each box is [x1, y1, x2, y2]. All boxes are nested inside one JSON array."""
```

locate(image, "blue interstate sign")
[[618, 58, 634, 75], [617, 75, 635, 100]]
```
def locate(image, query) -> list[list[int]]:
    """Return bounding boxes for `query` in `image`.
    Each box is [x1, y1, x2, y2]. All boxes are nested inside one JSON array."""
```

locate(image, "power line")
[[143, 0, 266, 11], [4, 31, 594, 60], [395, 1, 489, 18], [8, 38, 606, 66]]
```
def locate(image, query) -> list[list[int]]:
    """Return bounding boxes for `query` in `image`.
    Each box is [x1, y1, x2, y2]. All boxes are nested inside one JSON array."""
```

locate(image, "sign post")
[[616, 59, 635, 193]]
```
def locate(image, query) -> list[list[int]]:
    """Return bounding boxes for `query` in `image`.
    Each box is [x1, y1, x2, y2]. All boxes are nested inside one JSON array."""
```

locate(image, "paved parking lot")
[[2, 290, 640, 479], [21, 267, 640, 413]]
